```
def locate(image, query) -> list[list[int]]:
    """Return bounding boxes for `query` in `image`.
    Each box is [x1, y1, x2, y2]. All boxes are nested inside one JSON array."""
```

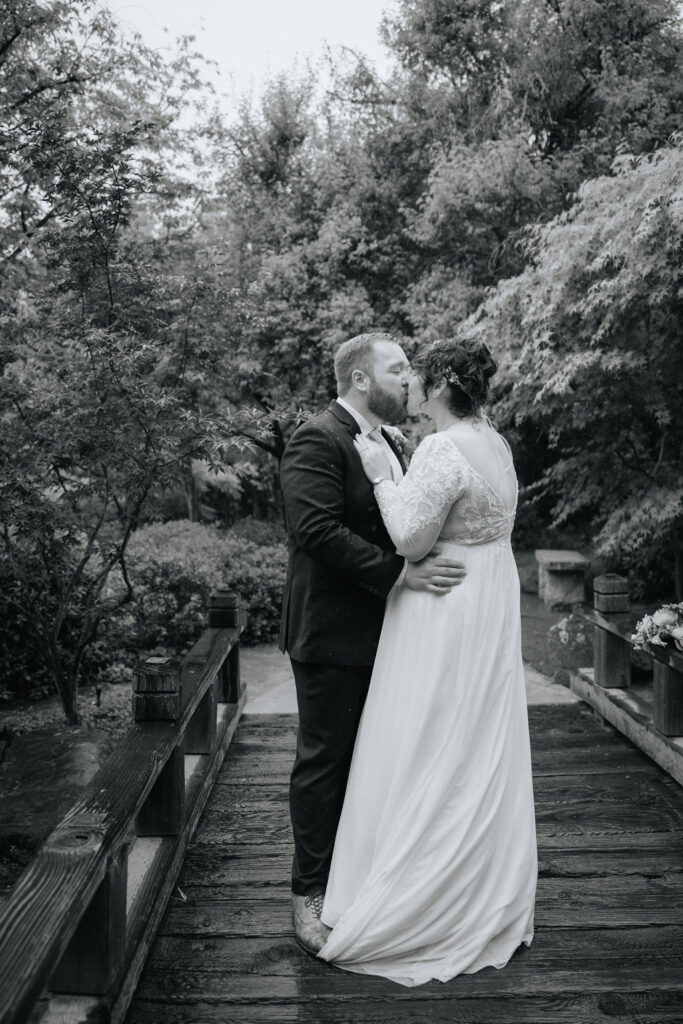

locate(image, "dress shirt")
[[336, 397, 404, 483], [336, 396, 407, 587]]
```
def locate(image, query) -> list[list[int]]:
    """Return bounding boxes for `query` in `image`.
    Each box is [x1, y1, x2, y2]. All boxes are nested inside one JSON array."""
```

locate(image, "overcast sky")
[[105, 1, 397, 110]]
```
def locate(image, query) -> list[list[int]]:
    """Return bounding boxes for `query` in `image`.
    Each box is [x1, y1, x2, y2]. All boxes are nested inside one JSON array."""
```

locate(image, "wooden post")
[[133, 656, 185, 835], [136, 746, 185, 837], [50, 844, 128, 996], [216, 655, 232, 704], [208, 589, 241, 629], [132, 656, 181, 722], [209, 590, 244, 704], [653, 658, 683, 736], [224, 644, 243, 704], [185, 684, 217, 754], [593, 574, 630, 613], [594, 630, 631, 688], [593, 576, 631, 688]]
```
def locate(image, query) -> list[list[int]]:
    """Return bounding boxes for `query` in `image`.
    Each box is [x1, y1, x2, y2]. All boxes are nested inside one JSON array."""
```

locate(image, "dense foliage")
[[99, 520, 287, 681], [0, 1, 248, 719], [0, 518, 287, 705], [203, 0, 681, 592], [465, 140, 683, 596], [1, 0, 681, 716]]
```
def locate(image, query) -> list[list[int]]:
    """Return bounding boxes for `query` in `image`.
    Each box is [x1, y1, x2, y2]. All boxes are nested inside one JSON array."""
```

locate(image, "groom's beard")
[[366, 377, 408, 425]]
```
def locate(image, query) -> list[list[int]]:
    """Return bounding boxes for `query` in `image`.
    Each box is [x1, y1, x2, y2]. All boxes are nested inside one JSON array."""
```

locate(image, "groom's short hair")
[[335, 333, 398, 394]]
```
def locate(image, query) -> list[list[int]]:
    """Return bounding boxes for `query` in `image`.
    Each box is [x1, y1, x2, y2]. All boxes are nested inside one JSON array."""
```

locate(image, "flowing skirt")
[[318, 538, 537, 986]]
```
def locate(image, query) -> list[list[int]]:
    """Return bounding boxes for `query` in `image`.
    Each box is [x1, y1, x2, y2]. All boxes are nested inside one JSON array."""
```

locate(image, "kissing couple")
[[279, 332, 537, 986]]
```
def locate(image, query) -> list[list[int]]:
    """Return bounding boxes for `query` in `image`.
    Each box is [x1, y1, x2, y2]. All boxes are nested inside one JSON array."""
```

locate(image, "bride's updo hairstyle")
[[412, 338, 498, 418]]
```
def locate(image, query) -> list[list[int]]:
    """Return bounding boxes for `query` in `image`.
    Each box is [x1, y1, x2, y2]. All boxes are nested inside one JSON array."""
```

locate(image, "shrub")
[[230, 516, 287, 547], [0, 576, 54, 703], [98, 520, 287, 684], [0, 519, 288, 702]]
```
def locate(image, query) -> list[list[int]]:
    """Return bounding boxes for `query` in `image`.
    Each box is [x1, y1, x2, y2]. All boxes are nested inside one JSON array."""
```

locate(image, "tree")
[[202, 74, 383, 457], [380, 0, 683, 332], [201, 0, 680, 442], [463, 139, 683, 596], [0, 0, 244, 721]]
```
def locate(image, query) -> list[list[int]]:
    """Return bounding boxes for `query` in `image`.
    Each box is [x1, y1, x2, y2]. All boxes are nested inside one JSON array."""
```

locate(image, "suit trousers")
[[289, 658, 373, 896]]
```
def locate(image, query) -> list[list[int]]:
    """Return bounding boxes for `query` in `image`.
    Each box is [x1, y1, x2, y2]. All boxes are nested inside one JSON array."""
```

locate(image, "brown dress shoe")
[[292, 892, 332, 955]]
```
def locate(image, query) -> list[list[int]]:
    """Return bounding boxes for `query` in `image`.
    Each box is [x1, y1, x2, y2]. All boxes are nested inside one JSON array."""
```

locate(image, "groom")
[[279, 332, 467, 953]]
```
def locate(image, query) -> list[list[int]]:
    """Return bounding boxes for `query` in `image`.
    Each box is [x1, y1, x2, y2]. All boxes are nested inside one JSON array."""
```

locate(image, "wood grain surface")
[[125, 705, 683, 1024], [0, 624, 243, 1024]]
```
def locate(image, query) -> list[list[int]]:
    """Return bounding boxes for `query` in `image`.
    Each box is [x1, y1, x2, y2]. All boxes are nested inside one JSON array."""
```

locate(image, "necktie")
[[368, 427, 402, 482]]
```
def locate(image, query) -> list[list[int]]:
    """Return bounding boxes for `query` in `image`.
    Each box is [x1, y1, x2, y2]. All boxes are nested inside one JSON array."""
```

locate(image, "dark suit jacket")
[[279, 401, 406, 665]]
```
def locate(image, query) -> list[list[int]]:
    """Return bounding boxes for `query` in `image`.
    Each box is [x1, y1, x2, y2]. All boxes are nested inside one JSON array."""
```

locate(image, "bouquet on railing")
[[631, 602, 683, 651]]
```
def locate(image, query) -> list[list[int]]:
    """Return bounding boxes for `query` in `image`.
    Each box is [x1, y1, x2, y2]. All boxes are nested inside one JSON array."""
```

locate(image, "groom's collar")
[[329, 399, 407, 473], [328, 399, 361, 435], [334, 396, 376, 435]]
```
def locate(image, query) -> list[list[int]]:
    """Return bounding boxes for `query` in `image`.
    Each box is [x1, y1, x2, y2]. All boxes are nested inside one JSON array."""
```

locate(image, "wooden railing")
[[572, 574, 683, 785], [0, 589, 246, 1024]]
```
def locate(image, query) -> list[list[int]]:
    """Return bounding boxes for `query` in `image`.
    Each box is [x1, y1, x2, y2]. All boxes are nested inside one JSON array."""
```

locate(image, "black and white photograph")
[[0, 0, 682, 1021]]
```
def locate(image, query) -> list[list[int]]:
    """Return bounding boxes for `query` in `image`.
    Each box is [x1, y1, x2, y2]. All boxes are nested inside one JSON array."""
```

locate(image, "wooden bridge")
[[1, 590, 683, 1024], [124, 706, 683, 1024]]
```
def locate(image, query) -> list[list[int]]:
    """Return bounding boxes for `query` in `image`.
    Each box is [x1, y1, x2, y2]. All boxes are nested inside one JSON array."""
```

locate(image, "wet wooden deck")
[[126, 705, 683, 1024]]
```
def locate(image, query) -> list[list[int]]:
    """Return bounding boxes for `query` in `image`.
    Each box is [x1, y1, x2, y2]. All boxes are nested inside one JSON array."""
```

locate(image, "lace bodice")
[[374, 429, 517, 561]]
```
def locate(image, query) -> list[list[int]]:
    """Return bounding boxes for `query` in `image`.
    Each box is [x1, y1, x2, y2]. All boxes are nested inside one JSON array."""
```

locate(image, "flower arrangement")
[[631, 603, 683, 651]]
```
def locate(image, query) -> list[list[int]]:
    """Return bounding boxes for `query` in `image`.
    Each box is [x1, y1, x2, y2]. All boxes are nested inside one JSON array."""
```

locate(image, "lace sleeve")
[[373, 433, 466, 560]]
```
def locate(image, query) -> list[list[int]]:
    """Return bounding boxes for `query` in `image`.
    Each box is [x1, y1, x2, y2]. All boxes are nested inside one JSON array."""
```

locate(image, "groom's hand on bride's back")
[[403, 545, 466, 594]]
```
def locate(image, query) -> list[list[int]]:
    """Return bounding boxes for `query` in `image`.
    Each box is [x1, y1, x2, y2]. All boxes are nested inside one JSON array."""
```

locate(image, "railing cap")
[[132, 657, 181, 693], [209, 589, 241, 609], [593, 573, 629, 595]]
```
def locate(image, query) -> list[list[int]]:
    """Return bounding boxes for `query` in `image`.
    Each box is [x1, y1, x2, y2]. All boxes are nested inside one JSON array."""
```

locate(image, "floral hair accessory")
[[425, 343, 467, 391]]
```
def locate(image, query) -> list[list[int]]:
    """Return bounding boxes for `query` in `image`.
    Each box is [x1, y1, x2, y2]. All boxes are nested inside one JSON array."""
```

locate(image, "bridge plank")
[[204, 768, 683, 802], [125, 706, 683, 1024], [132, 927, 683, 995], [154, 874, 683, 934], [183, 786, 683, 849], [215, 744, 659, 784], [239, 705, 619, 743], [182, 840, 683, 886], [125, 991, 683, 1024]]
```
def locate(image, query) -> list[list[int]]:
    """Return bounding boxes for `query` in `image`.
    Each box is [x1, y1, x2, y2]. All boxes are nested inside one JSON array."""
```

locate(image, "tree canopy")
[[1, 0, 681, 718], [463, 139, 683, 595], [0, 0, 245, 719]]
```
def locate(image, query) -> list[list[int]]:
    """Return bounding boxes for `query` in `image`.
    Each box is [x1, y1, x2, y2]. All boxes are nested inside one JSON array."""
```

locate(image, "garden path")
[[241, 645, 580, 713]]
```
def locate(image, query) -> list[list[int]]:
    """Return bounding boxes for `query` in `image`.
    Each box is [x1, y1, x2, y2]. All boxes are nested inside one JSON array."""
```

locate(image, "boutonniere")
[[383, 425, 415, 461]]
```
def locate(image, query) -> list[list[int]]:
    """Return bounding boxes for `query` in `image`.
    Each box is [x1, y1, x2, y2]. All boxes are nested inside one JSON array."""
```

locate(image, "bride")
[[317, 337, 537, 986]]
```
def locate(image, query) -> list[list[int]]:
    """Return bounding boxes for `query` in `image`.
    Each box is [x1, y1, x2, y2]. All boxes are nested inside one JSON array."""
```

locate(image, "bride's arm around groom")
[[279, 400, 467, 664]]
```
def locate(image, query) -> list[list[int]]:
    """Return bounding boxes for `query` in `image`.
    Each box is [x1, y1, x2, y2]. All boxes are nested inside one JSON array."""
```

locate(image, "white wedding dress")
[[318, 423, 537, 986]]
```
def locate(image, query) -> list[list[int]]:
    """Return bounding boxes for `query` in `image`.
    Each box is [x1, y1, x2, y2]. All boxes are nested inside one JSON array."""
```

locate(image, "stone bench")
[[535, 549, 590, 610]]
